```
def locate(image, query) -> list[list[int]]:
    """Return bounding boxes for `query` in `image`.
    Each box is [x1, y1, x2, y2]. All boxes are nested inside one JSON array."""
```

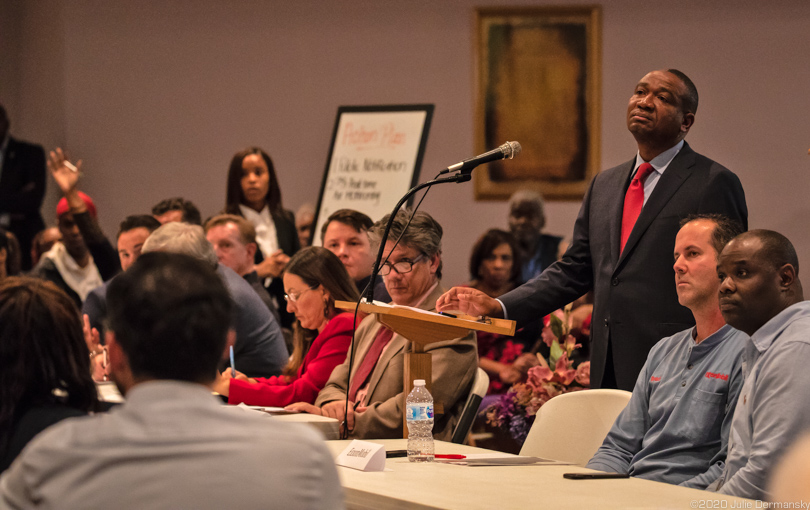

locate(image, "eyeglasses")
[[379, 253, 427, 276], [284, 285, 317, 303]]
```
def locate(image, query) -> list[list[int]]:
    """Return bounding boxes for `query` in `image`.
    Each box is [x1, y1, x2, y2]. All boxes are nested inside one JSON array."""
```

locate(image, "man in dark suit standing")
[[438, 69, 748, 391], [0, 104, 47, 271]]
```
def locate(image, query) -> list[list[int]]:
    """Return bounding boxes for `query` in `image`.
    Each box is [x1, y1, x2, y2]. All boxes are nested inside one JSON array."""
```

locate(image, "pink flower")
[[540, 325, 557, 349], [527, 365, 553, 390], [554, 353, 577, 386], [575, 361, 591, 387], [562, 334, 582, 354]]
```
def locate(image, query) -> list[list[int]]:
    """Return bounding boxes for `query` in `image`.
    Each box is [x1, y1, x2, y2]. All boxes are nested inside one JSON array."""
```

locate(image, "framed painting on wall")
[[474, 6, 602, 201]]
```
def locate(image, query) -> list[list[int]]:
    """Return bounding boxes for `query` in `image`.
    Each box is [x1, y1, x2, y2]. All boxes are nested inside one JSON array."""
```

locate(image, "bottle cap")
[[414, 379, 425, 386]]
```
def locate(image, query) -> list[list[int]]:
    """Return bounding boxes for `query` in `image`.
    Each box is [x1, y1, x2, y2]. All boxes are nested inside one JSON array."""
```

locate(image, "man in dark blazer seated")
[[0, 104, 46, 271], [438, 69, 748, 391]]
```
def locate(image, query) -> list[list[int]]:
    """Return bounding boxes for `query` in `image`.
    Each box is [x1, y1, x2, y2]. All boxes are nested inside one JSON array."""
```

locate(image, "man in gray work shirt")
[[712, 230, 810, 500], [587, 215, 747, 487]]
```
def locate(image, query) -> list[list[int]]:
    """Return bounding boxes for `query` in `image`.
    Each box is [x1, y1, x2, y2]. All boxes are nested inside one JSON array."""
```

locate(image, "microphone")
[[442, 141, 521, 175]]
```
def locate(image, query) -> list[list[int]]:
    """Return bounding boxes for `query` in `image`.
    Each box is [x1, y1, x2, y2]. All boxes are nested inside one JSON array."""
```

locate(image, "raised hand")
[[47, 147, 82, 196]]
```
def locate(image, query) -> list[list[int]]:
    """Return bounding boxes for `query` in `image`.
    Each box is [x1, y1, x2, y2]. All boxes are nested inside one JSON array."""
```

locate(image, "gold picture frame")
[[474, 5, 602, 201]]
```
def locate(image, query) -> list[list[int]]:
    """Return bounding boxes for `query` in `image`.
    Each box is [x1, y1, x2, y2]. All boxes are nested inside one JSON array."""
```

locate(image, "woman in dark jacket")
[[225, 147, 300, 327]]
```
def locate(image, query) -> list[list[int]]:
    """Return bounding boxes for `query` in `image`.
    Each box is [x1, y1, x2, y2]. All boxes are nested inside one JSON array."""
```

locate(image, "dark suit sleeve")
[[73, 211, 121, 280], [696, 160, 748, 231], [274, 209, 300, 256], [0, 141, 46, 214], [499, 177, 597, 325]]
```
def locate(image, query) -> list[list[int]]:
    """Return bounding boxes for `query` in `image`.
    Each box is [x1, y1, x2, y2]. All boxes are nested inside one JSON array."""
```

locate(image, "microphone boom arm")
[[365, 173, 468, 303]]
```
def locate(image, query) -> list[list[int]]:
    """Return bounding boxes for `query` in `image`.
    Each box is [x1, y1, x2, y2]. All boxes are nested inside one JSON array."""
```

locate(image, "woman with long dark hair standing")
[[225, 147, 300, 327]]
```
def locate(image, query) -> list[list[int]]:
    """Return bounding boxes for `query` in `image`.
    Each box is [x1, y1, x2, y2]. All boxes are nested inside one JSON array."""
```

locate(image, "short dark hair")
[[743, 229, 800, 276], [469, 229, 521, 283], [0, 277, 99, 450], [369, 209, 443, 279], [320, 209, 374, 239], [151, 197, 202, 225], [106, 252, 232, 383], [680, 214, 743, 256], [667, 68, 699, 115], [225, 147, 284, 216], [117, 215, 161, 240]]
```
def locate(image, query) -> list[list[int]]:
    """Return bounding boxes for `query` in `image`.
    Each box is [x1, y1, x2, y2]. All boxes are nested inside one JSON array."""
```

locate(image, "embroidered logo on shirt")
[[650, 376, 661, 382], [705, 372, 729, 381]]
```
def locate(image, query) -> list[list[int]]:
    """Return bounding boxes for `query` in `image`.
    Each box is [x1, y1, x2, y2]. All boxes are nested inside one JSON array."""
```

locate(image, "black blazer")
[[500, 142, 748, 390], [0, 136, 46, 270]]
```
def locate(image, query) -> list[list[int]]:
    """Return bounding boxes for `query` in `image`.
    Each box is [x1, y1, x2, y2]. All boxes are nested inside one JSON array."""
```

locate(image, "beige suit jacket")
[[315, 283, 478, 440]]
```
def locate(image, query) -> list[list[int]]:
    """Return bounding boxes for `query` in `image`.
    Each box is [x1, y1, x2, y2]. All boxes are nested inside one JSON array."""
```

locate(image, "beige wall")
[[3, 0, 809, 287]]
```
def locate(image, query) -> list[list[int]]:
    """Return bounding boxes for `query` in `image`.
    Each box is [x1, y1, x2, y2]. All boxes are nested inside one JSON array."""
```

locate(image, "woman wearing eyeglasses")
[[213, 247, 360, 407]]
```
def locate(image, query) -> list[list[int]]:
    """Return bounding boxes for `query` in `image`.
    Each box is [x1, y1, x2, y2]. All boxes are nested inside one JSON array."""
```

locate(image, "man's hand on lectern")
[[435, 287, 504, 318]]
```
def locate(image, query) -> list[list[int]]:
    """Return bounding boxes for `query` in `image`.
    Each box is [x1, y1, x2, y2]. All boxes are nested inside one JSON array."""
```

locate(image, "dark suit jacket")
[[500, 142, 748, 391], [0, 136, 46, 270]]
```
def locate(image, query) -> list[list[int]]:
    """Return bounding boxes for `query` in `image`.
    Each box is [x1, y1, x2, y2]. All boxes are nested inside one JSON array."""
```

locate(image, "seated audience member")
[[295, 202, 315, 248], [0, 253, 342, 508], [29, 227, 61, 268], [204, 214, 280, 318], [0, 277, 99, 473], [465, 228, 527, 393], [141, 222, 288, 377], [289, 210, 478, 440], [213, 247, 360, 406], [30, 149, 119, 308], [150, 196, 202, 225], [587, 215, 746, 488], [83, 215, 162, 337], [712, 230, 810, 500], [321, 208, 391, 302], [507, 190, 566, 284]]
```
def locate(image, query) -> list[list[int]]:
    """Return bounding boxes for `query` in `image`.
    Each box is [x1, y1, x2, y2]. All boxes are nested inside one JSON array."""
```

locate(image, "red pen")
[[434, 454, 466, 459]]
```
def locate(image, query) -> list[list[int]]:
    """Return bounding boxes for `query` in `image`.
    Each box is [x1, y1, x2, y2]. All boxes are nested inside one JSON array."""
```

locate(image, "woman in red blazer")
[[213, 247, 360, 406]]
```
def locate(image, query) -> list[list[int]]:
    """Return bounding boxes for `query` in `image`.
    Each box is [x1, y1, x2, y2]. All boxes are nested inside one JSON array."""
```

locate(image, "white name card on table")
[[335, 440, 386, 472]]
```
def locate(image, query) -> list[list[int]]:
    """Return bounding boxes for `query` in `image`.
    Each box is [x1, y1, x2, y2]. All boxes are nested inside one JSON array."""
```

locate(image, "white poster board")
[[312, 105, 434, 246]]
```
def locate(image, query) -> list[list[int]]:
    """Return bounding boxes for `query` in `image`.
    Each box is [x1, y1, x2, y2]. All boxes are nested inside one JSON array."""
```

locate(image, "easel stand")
[[336, 301, 515, 436]]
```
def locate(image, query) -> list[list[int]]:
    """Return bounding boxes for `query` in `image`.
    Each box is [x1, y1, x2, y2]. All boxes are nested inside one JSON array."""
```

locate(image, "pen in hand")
[[229, 346, 236, 378]]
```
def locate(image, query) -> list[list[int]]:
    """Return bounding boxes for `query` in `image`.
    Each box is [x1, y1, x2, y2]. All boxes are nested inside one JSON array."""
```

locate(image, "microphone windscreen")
[[505, 141, 521, 159]]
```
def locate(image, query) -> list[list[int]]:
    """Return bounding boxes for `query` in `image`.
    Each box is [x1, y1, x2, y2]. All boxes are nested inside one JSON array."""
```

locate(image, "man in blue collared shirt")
[[587, 215, 747, 488], [712, 230, 810, 500]]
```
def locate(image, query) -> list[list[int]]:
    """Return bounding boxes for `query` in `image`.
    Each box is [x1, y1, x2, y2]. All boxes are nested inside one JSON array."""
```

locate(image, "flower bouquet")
[[485, 305, 590, 443]]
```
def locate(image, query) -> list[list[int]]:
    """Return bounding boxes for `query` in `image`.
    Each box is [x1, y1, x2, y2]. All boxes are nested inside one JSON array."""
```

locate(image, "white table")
[[272, 412, 340, 440], [326, 439, 751, 510]]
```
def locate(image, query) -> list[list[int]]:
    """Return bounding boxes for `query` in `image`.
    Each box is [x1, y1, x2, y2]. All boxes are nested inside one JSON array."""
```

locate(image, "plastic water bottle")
[[406, 379, 434, 462]]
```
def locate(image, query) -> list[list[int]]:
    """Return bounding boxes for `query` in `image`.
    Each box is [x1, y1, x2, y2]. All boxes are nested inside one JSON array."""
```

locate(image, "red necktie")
[[348, 326, 394, 402], [620, 163, 654, 254]]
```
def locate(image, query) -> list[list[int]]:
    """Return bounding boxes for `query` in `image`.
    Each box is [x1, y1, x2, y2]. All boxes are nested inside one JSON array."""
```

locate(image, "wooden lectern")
[[335, 300, 515, 435]]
